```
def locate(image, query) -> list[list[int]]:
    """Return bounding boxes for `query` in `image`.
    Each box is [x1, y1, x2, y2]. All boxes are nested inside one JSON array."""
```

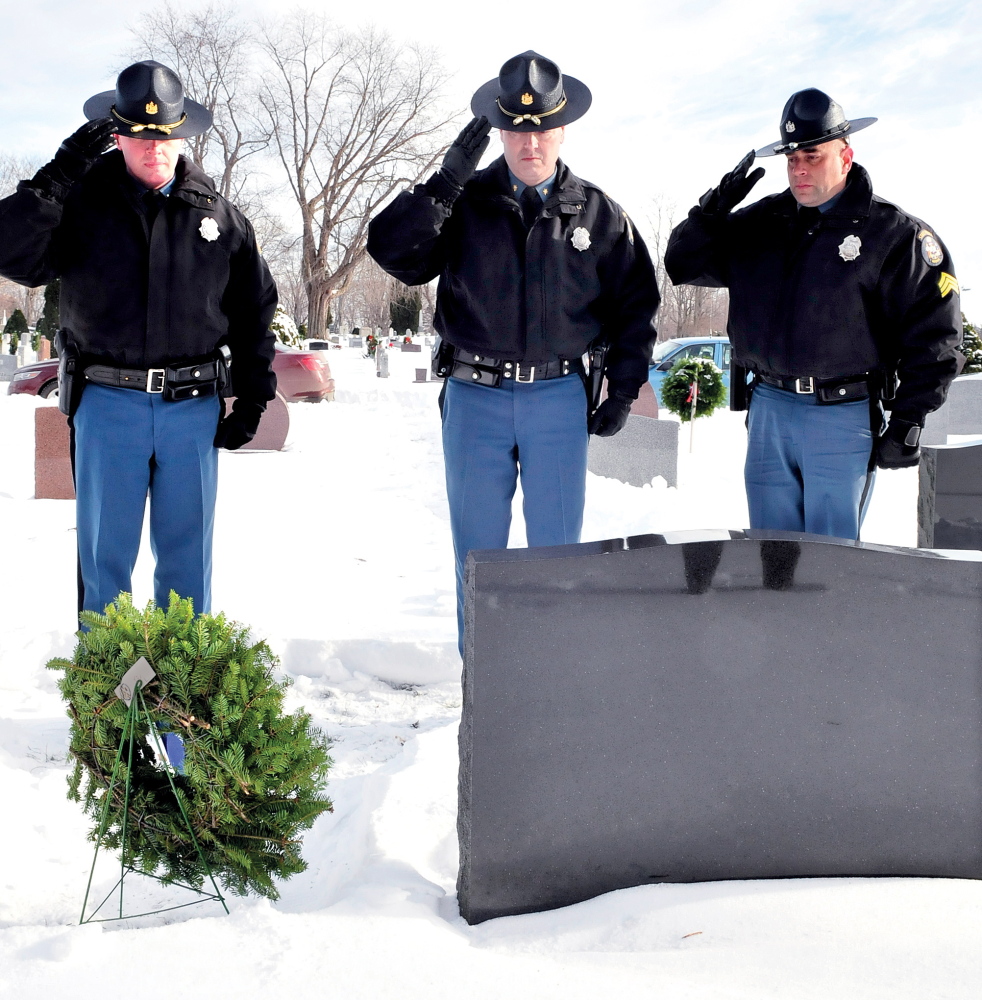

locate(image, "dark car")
[[7, 342, 335, 403]]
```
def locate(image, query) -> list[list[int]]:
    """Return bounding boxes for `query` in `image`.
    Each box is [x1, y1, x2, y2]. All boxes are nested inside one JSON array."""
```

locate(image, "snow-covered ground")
[[1, 348, 979, 999]]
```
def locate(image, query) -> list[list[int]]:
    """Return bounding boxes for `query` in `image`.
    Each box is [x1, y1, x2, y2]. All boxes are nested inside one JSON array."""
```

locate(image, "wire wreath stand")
[[79, 657, 229, 924]]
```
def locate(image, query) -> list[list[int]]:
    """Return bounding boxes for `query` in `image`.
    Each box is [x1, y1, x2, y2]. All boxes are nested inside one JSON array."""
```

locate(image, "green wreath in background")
[[660, 356, 728, 422], [48, 593, 333, 900]]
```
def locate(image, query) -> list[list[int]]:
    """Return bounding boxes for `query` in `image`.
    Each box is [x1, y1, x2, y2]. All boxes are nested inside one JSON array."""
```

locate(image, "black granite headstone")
[[458, 531, 982, 924], [919, 442, 982, 549]]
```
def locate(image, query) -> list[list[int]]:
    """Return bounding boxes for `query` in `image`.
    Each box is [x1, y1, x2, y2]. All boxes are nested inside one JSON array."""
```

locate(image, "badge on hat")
[[838, 235, 861, 261], [918, 230, 944, 267], [571, 227, 591, 252], [199, 217, 220, 242]]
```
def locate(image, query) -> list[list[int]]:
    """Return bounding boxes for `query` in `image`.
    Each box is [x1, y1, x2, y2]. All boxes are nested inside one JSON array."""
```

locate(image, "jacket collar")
[[472, 155, 586, 213], [773, 161, 874, 220], [86, 151, 218, 205]]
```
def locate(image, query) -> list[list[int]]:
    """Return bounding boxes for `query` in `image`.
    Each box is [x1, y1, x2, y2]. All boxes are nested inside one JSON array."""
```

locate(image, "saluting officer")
[[666, 89, 962, 539], [367, 51, 659, 649], [0, 61, 278, 616]]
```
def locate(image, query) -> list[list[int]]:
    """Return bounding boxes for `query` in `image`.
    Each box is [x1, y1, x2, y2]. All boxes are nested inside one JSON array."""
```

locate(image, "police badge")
[[571, 227, 591, 252], [199, 217, 220, 242], [838, 235, 861, 261]]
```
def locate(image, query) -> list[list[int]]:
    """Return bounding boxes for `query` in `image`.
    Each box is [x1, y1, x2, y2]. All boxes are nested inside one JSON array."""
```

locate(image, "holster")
[[587, 339, 610, 414], [53, 328, 85, 417], [432, 336, 454, 379], [730, 361, 752, 412], [217, 343, 233, 397]]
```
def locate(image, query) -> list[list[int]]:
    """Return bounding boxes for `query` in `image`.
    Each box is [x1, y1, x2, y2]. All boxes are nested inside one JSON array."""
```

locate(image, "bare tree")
[[335, 256, 397, 333], [255, 13, 455, 338], [0, 152, 41, 199], [128, 2, 267, 203]]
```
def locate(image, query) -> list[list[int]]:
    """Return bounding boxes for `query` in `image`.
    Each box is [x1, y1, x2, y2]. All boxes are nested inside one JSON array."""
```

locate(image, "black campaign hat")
[[471, 50, 591, 132], [755, 88, 876, 157], [83, 60, 213, 140]]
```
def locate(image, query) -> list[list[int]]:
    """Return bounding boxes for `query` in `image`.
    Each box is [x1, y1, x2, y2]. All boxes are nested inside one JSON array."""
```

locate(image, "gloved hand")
[[33, 118, 117, 198], [698, 150, 765, 216], [588, 389, 634, 437], [875, 418, 922, 469], [214, 400, 265, 451], [427, 116, 491, 205]]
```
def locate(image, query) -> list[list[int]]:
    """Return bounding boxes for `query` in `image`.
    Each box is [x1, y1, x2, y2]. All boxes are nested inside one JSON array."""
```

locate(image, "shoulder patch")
[[938, 272, 959, 297], [918, 229, 944, 267]]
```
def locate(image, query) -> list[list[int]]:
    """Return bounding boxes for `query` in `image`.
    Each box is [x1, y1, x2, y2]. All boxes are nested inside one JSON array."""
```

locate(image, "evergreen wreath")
[[48, 593, 333, 900], [661, 356, 728, 422]]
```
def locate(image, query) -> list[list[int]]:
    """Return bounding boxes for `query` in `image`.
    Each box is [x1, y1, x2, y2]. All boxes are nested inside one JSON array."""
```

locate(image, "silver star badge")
[[571, 227, 591, 252], [199, 217, 220, 242]]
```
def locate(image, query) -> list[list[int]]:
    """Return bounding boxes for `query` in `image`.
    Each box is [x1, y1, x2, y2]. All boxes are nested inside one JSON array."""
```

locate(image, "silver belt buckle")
[[516, 364, 536, 383], [794, 376, 815, 394], [146, 368, 166, 393]]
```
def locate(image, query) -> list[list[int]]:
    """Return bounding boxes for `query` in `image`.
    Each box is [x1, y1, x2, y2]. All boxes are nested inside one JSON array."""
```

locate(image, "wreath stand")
[[79, 658, 229, 924]]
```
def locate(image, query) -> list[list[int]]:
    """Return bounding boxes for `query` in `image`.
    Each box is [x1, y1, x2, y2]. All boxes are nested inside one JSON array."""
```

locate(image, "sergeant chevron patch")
[[938, 272, 960, 297]]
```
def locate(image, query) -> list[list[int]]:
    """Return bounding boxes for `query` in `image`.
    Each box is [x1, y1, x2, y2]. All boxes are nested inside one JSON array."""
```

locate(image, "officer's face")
[[115, 135, 185, 190], [500, 127, 565, 187], [785, 139, 854, 207]]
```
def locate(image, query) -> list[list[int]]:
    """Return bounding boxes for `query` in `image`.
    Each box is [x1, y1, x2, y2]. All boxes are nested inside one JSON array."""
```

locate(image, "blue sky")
[[2, 0, 980, 313]]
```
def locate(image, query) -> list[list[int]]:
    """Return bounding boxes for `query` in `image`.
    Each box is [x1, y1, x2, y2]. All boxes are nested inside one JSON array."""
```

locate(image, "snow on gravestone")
[[458, 531, 982, 924]]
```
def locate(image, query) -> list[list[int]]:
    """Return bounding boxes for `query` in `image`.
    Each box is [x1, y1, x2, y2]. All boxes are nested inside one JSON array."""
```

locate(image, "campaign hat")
[[471, 50, 591, 132], [755, 88, 876, 157], [83, 60, 213, 140]]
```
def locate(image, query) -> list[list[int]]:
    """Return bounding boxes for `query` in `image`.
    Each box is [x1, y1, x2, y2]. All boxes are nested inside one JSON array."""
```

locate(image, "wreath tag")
[[115, 656, 156, 706]]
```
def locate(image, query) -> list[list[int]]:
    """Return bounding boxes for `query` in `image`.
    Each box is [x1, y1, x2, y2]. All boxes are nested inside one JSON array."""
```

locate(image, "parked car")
[[7, 342, 335, 403], [648, 336, 731, 404]]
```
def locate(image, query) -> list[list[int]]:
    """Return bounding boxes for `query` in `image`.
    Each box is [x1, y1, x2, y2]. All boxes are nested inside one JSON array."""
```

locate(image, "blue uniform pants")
[[745, 382, 874, 540], [442, 374, 589, 649], [73, 383, 220, 616]]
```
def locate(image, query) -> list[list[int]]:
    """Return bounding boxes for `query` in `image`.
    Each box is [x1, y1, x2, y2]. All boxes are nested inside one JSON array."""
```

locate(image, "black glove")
[[33, 118, 117, 198], [698, 150, 765, 216], [588, 390, 634, 437], [427, 116, 491, 205], [214, 400, 265, 451], [875, 418, 922, 469]]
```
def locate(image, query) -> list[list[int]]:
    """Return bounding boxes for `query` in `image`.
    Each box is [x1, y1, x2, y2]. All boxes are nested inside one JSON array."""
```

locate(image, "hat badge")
[[521, 92, 534, 106], [785, 120, 796, 132], [146, 101, 158, 115]]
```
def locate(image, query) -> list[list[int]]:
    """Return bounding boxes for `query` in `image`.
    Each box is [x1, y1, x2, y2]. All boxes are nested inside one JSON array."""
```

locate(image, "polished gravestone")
[[458, 531, 982, 924], [922, 373, 982, 445], [919, 441, 982, 549]]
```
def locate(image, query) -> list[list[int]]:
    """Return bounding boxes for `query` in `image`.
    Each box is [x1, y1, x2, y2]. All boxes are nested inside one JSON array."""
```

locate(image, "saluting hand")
[[440, 116, 492, 191], [701, 150, 766, 216], [34, 118, 117, 198]]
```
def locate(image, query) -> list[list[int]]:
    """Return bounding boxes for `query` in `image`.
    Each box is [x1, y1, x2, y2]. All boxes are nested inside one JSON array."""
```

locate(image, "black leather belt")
[[448, 349, 584, 388], [757, 373, 870, 404], [85, 359, 222, 401]]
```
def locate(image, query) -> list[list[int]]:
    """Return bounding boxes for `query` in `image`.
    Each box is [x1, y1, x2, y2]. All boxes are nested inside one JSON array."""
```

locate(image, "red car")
[[6, 342, 334, 402]]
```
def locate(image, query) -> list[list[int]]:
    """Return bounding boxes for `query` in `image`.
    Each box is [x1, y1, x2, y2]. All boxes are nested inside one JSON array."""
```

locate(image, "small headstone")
[[35, 406, 75, 499], [414, 368, 428, 383], [375, 344, 389, 378], [588, 415, 679, 487], [401, 343, 422, 353], [350, 336, 364, 348], [0, 355, 18, 381], [918, 440, 982, 548]]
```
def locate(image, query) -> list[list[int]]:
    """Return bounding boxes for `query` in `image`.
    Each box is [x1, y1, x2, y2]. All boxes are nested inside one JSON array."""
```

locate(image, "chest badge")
[[571, 227, 591, 252], [199, 217, 220, 242], [838, 235, 861, 261]]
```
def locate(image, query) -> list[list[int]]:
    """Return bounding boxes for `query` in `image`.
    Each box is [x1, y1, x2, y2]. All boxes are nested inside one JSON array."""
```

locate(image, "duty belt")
[[756, 372, 871, 404], [447, 348, 584, 388], [84, 359, 223, 401]]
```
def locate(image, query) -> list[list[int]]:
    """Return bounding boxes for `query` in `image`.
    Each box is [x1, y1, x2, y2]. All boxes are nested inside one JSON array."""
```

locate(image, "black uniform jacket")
[[665, 164, 961, 424], [367, 156, 659, 395], [0, 151, 277, 405]]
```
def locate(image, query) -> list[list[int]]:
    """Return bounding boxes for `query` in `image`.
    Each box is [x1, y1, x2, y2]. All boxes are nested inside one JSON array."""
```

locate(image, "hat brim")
[[83, 90, 213, 139], [471, 74, 592, 131], [755, 116, 877, 157]]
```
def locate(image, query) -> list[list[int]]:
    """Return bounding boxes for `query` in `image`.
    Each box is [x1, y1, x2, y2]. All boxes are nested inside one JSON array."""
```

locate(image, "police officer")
[[367, 51, 659, 649], [666, 89, 962, 539], [0, 61, 278, 617]]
